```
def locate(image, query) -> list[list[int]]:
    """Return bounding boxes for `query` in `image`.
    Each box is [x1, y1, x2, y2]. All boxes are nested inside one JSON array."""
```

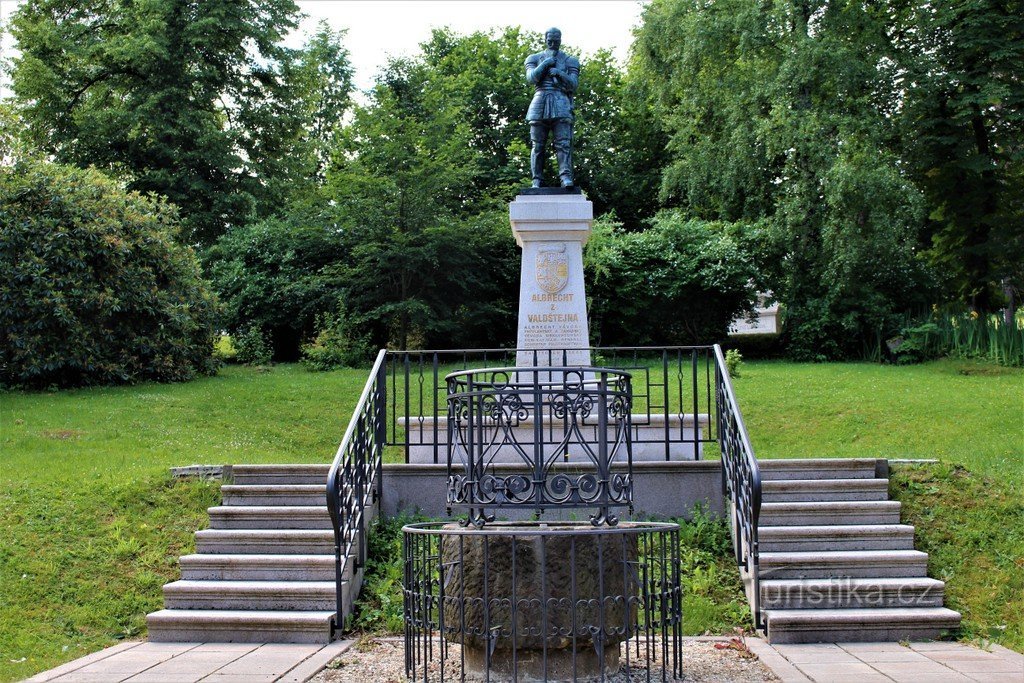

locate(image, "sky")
[[0, 0, 648, 96]]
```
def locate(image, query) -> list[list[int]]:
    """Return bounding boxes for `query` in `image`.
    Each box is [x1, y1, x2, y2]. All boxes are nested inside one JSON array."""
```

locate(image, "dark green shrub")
[[233, 326, 272, 366], [0, 160, 218, 389], [300, 308, 372, 371], [205, 212, 349, 361], [585, 212, 760, 345]]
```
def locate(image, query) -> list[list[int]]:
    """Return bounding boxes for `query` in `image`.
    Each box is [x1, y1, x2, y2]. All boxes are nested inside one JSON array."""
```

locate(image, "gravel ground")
[[313, 636, 778, 682]]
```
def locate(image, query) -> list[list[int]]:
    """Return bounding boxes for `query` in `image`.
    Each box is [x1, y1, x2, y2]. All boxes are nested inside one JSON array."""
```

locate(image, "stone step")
[[179, 554, 337, 581], [764, 607, 962, 644], [146, 609, 335, 644], [163, 580, 337, 611], [759, 501, 901, 526], [758, 458, 881, 481], [758, 525, 916, 552], [760, 577, 945, 610], [194, 529, 335, 555], [208, 505, 332, 530], [231, 464, 331, 486], [759, 550, 928, 579], [761, 478, 890, 503], [221, 484, 325, 507]]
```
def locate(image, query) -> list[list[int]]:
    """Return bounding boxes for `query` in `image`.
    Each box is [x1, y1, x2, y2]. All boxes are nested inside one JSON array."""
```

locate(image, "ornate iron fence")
[[713, 345, 763, 630], [385, 347, 716, 464], [325, 348, 387, 632], [327, 344, 763, 637], [403, 521, 683, 682], [445, 366, 634, 527]]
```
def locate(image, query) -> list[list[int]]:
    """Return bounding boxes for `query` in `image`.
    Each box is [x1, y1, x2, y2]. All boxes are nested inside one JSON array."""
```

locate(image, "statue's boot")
[[556, 148, 574, 187], [531, 143, 546, 188]]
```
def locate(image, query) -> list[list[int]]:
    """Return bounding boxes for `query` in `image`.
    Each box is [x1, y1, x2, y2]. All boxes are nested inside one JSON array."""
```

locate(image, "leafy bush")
[[888, 322, 942, 364], [206, 212, 349, 361], [352, 514, 424, 633], [300, 308, 372, 371], [724, 349, 743, 377], [585, 212, 760, 345], [0, 160, 218, 389], [233, 327, 272, 366], [212, 334, 238, 363]]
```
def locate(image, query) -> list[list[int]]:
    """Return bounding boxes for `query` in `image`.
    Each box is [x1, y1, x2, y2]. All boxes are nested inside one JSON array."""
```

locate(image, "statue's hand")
[[540, 57, 556, 70]]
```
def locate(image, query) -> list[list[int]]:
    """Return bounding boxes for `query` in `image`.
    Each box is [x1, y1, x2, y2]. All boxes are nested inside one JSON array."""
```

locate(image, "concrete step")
[[221, 484, 325, 507], [208, 505, 332, 530], [758, 459, 881, 481], [758, 524, 916, 552], [761, 478, 889, 503], [163, 580, 337, 611], [759, 550, 928, 579], [194, 529, 334, 555], [146, 609, 335, 644], [231, 464, 331, 486], [179, 554, 337, 581], [760, 577, 945, 610], [759, 501, 901, 526], [764, 607, 962, 644]]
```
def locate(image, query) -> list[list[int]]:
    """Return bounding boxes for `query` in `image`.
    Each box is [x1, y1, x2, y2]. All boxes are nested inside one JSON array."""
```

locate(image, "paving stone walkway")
[[26, 638, 1023, 682], [25, 640, 353, 683], [746, 639, 1024, 683]]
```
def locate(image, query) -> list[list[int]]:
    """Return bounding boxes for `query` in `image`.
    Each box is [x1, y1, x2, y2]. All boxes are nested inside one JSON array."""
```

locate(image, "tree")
[[205, 205, 349, 361], [1, 159, 218, 388], [326, 77, 517, 350], [895, 0, 1024, 314], [7, 0, 330, 246], [631, 0, 936, 358]]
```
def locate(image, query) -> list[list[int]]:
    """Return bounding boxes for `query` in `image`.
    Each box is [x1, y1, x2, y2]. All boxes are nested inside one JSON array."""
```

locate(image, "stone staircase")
[[146, 464, 367, 643], [756, 458, 961, 643]]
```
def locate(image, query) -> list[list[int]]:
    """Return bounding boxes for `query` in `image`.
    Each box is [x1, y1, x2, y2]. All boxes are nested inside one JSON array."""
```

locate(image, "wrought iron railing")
[[713, 344, 763, 630], [325, 348, 387, 632], [327, 344, 762, 634], [385, 346, 716, 463], [445, 366, 634, 527]]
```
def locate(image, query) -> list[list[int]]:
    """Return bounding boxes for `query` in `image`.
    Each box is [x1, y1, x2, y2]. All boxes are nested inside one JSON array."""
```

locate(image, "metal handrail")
[[385, 346, 717, 463], [712, 343, 763, 630], [326, 348, 387, 633]]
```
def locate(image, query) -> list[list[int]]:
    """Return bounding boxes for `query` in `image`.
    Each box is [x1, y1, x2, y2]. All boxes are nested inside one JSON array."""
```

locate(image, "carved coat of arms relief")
[[536, 243, 569, 294]]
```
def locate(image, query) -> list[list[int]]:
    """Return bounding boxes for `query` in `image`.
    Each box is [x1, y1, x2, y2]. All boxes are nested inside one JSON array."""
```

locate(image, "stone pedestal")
[[441, 524, 636, 682], [510, 192, 593, 367]]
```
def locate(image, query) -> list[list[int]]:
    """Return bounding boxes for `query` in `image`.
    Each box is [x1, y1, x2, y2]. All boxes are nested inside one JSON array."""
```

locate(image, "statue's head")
[[545, 28, 562, 52]]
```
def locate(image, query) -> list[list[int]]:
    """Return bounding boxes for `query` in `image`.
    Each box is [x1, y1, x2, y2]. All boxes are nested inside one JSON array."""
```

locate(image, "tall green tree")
[[7, 0, 320, 245], [326, 74, 516, 350], [632, 0, 935, 358], [895, 0, 1024, 313]]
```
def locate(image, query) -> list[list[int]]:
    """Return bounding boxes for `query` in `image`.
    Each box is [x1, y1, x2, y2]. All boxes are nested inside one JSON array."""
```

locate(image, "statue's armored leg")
[[553, 119, 574, 187], [529, 123, 548, 188]]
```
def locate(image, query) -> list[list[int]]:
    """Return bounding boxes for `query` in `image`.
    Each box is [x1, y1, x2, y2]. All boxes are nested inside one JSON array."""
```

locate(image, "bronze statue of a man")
[[525, 27, 579, 188]]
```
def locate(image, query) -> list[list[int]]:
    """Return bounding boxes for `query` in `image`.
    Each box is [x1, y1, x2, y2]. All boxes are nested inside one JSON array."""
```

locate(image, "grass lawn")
[[0, 358, 1021, 680], [733, 358, 1023, 482]]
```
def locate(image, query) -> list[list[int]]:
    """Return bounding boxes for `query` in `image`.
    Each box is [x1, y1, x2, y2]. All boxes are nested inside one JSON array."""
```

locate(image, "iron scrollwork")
[[445, 366, 634, 527]]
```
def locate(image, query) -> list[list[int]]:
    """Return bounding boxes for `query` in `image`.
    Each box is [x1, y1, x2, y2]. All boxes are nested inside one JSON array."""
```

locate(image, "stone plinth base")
[[510, 192, 593, 367], [441, 524, 636, 682], [463, 642, 620, 682]]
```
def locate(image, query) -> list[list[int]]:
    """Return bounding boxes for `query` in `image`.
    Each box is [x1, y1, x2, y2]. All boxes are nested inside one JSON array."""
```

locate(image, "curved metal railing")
[[713, 344, 763, 630], [326, 348, 387, 633], [444, 366, 634, 527]]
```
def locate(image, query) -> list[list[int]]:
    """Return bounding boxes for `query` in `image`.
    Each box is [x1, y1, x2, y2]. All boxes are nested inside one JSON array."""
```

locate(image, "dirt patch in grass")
[[38, 429, 84, 440]]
